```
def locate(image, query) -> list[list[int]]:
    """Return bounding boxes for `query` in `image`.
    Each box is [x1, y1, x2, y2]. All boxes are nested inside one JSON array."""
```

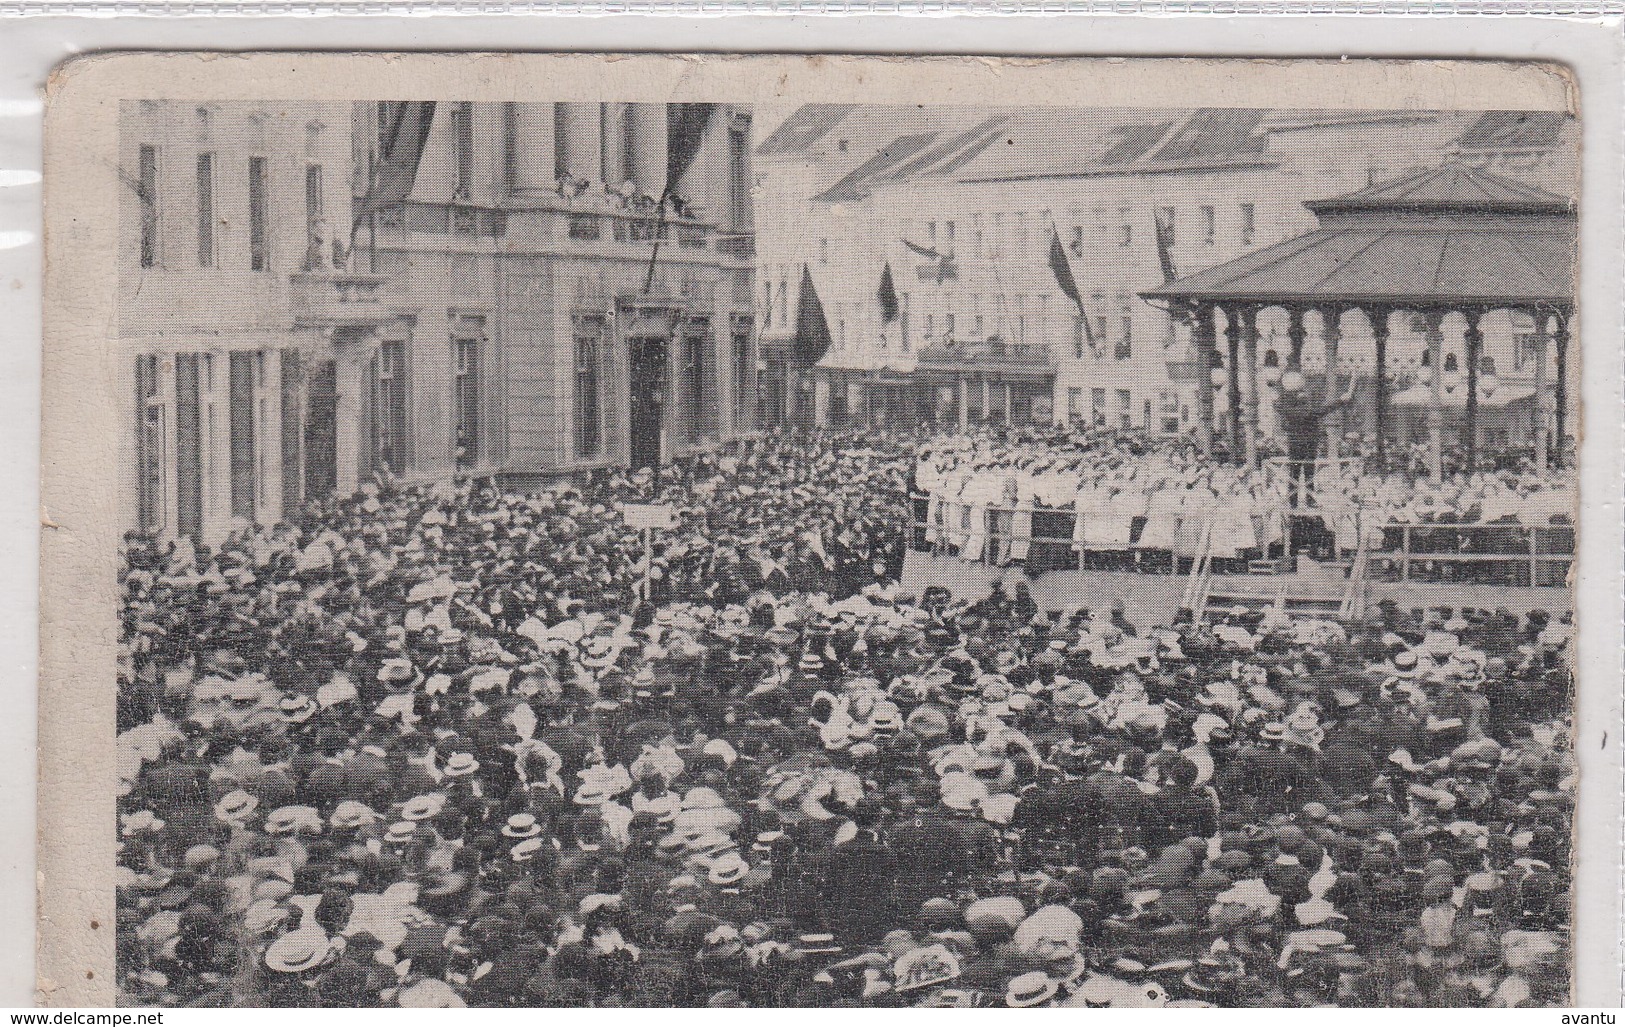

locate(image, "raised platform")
[[900, 551, 1571, 632]]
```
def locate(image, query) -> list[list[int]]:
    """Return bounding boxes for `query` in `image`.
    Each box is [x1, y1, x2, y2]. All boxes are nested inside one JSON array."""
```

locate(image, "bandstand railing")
[[907, 492, 1572, 588]]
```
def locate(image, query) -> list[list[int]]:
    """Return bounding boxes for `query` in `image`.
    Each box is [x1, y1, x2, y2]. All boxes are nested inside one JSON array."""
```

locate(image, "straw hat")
[[1006, 971, 1059, 1008], [213, 790, 258, 824], [501, 813, 543, 839], [264, 926, 333, 974]]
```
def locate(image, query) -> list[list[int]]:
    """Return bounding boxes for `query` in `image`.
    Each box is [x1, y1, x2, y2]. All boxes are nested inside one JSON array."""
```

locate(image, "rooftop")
[[1141, 162, 1576, 310]]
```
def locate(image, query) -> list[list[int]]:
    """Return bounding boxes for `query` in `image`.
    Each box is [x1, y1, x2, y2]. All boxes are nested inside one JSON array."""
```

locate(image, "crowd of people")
[[115, 428, 1574, 1008], [913, 426, 1574, 582]]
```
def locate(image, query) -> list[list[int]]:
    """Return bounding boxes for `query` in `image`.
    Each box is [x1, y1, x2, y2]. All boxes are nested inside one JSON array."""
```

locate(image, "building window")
[[680, 328, 708, 443], [1091, 387, 1106, 422], [573, 325, 602, 458], [1015, 213, 1028, 251], [1068, 225, 1084, 258], [900, 293, 911, 351], [1117, 388, 1132, 428], [1157, 207, 1176, 246], [302, 163, 325, 269], [228, 351, 257, 521], [1067, 387, 1084, 423], [502, 103, 518, 193], [973, 314, 984, 338], [568, 214, 601, 240], [1116, 316, 1133, 360], [280, 349, 304, 514], [926, 222, 936, 248], [731, 316, 752, 433], [923, 313, 933, 340], [134, 355, 164, 532], [1240, 203, 1255, 245], [620, 107, 638, 186], [943, 313, 955, 340], [728, 124, 750, 231], [454, 333, 481, 468], [248, 156, 270, 271], [1201, 205, 1216, 245], [776, 280, 788, 325], [819, 238, 829, 264], [1117, 208, 1133, 247], [372, 341, 408, 474], [174, 353, 203, 539], [1072, 317, 1087, 359], [553, 106, 569, 181], [450, 102, 474, 200], [138, 145, 159, 268], [972, 214, 983, 258], [945, 220, 956, 249], [194, 153, 216, 268]]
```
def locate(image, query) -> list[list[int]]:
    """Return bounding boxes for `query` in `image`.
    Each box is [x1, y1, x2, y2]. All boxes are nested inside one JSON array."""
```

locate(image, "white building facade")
[[119, 100, 757, 545], [752, 105, 1576, 438]]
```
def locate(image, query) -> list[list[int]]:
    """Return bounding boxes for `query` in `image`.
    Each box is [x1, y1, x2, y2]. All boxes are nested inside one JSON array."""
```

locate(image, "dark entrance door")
[[174, 353, 202, 540], [304, 359, 338, 500], [628, 336, 668, 470]]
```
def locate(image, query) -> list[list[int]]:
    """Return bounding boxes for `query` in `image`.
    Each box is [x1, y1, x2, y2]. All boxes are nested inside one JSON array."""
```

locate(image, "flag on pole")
[[901, 238, 942, 260], [664, 104, 717, 202], [356, 102, 438, 216], [644, 103, 717, 294], [1153, 207, 1179, 283], [877, 263, 900, 324], [1048, 228, 1095, 347], [793, 265, 833, 365]]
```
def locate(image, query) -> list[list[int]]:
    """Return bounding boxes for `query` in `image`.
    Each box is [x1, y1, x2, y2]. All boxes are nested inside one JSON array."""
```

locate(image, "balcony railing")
[[290, 272, 392, 328], [716, 233, 755, 259]]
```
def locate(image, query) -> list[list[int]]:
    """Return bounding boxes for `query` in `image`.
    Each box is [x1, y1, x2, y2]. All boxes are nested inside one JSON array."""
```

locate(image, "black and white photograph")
[[42, 54, 1586, 1008]]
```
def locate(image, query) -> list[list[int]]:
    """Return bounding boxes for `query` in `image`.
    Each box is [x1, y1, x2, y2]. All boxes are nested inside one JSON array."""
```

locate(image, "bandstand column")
[[1321, 309, 1342, 459], [1371, 308, 1390, 468], [1286, 306, 1308, 369], [958, 378, 969, 432], [1532, 311, 1550, 474], [1425, 311, 1445, 483], [1224, 307, 1243, 464], [1193, 304, 1217, 457], [1242, 307, 1261, 469], [1463, 310, 1483, 471], [1553, 314, 1570, 469]]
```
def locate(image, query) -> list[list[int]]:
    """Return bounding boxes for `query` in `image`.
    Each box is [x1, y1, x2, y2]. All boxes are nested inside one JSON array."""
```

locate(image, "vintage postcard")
[[39, 52, 1604, 1007]]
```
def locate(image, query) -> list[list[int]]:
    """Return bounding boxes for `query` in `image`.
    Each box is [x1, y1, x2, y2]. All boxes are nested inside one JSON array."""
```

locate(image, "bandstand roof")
[[1141, 163, 1575, 311]]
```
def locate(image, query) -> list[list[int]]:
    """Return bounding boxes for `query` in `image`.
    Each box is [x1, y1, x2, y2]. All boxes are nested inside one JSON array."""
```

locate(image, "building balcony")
[[290, 271, 393, 329], [715, 232, 756, 260], [915, 336, 1057, 379]]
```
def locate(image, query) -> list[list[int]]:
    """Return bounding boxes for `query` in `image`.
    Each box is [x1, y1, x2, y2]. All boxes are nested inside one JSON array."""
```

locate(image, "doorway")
[[304, 359, 338, 500], [628, 335, 668, 470]]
